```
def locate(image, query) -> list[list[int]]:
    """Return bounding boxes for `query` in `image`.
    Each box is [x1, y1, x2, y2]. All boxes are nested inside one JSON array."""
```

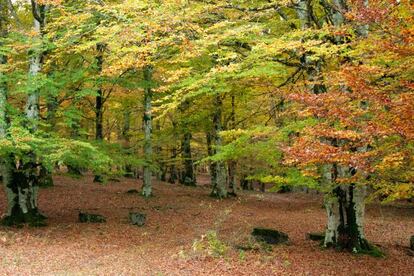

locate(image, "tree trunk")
[[168, 146, 178, 184], [95, 44, 105, 141], [141, 65, 153, 197], [180, 132, 196, 186], [122, 110, 135, 178], [37, 94, 58, 187], [227, 94, 237, 196], [206, 132, 217, 189], [324, 184, 369, 251], [227, 161, 237, 196], [2, 50, 45, 225], [321, 0, 371, 253], [210, 95, 227, 198], [93, 43, 105, 183], [10, 5, 48, 226]]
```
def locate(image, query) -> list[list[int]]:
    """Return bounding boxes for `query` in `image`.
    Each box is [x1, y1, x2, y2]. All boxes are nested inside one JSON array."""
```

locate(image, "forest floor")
[[0, 175, 413, 276]]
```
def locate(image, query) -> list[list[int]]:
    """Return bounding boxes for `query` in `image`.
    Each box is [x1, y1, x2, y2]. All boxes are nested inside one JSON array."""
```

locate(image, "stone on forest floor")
[[251, 228, 289, 245], [79, 212, 106, 223], [129, 212, 146, 226], [126, 189, 139, 194], [306, 232, 325, 241], [93, 175, 106, 183]]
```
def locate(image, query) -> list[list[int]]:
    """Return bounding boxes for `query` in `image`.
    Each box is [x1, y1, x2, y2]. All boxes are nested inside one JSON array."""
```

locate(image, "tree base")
[[38, 176, 54, 188], [1, 209, 47, 227], [324, 239, 384, 257], [210, 190, 228, 199]]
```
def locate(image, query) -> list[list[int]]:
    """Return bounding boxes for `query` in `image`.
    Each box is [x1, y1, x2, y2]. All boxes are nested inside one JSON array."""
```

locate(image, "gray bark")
[[25, 18, 42, 131], [4, 2, 49, 226], [141, 65, 153, 197]]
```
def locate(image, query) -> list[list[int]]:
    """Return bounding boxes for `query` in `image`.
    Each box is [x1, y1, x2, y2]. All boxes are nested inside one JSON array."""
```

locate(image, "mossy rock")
[[126, 189, 140, 194], [79, 212, 106, 223], [306, 232, 325, 241], [93, 175, 106, 183], [129, 212, 146, 226], [252, 228, 289, 245]]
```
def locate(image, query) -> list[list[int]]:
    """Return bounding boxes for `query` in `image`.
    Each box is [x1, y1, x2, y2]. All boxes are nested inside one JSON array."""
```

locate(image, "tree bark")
[[227, 94, 237, 196], [38, 94, 58, 187], [180, 132, 196, 186], [177, 100, 196, 186], [210, 95, 227, 198], [141, 65, 153, 197], [95, 44, 105, 141], [122, 110, 135, 178], [206, 132, 217, 189], [7, 2, 48, 226], [93, 43, 105, 183], [168, 146, 178, 183]]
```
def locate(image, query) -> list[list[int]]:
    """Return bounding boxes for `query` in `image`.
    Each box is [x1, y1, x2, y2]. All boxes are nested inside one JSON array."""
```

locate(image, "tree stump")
[[252, 228, 289, 245]]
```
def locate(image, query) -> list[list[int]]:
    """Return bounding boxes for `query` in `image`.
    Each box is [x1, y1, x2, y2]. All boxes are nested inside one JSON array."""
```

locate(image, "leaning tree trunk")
[[210, 95, 227, 198], [141, 65, 153, 197]]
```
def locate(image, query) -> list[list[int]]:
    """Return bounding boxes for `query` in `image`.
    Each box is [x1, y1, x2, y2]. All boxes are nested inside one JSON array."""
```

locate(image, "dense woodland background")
[[0, 0, 413, 274]]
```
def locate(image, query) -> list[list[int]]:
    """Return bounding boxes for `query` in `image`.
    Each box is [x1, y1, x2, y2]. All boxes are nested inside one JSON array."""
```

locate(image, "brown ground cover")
[[0, 175, 413, 275]]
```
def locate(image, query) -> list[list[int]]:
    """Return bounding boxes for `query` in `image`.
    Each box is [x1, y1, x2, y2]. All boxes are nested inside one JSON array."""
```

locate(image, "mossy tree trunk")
[[6, 2, 49, 226], [2, 163, 46, 226], [141, 65, 153, 197], [324, 184, 369, 251]]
